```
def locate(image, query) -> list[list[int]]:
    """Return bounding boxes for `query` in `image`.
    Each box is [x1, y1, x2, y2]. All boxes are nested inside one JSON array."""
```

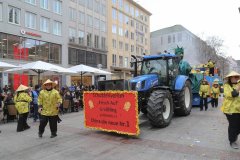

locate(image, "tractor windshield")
[[141, 59, 167, 77]]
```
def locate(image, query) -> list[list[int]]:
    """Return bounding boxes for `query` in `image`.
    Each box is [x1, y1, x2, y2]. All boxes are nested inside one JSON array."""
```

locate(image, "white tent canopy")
[[0, 61, 19, 71], [5, 61, 76, 84], [68, 64, 112, 84]]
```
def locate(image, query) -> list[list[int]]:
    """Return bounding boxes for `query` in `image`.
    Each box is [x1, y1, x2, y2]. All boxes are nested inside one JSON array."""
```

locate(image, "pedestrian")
[[14, 84, 32, 132], [31, 85, 40, 122], [207, 59, 215, 76], [199, 78, 210, 111], [221, 71, 240, 149], [38, 79, 62, 138], [211, 79, 220, 108]]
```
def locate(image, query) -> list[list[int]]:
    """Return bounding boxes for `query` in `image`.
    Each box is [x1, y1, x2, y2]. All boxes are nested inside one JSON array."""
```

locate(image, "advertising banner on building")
[[83, 91, 140, 136]]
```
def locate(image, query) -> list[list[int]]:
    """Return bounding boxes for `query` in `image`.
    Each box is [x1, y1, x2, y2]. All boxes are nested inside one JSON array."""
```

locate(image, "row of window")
[[112, 39, 147, 55], [68, 47, 107, 67], [0, 32, 61, 64], [112, 54, 129, 68], [0, 5, 62, 36], [69, 29, 107, 50], [112, 8, 148, 32], [112, 0, 148, 23], [25, 0, 62, 14], [70, 0, 106, 16], [71, 10, 106, 32]]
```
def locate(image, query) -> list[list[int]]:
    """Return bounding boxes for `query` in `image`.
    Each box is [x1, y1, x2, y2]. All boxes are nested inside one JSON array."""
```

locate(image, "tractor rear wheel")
[[147, 90, 173, 128], [174, 81, 192, 116]]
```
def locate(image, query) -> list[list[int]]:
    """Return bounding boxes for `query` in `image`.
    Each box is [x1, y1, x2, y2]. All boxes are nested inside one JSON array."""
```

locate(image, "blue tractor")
[[129, 53, 192, 128]]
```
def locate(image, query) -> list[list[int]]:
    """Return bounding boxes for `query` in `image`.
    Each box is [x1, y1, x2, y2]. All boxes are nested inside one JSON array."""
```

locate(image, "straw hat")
[[224, 71, 240, 79], [42, 79, 57, 89], [16, 84, 29, 92]]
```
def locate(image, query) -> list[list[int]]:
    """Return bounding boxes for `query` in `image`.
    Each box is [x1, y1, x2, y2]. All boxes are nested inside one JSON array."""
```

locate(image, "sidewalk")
[[0, 101, 240, 160]]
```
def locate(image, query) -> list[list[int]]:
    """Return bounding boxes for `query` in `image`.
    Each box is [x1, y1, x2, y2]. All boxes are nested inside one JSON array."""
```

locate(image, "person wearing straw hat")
[[221, 71, 240, 149], [210, 79, 220, 108], [14, 84, 32, 132], [38, 79, 62, 138], [199, 78, 210, 111]]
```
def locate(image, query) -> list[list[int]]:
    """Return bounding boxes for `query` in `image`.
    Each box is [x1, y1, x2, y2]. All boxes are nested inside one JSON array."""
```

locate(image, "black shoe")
[[50, 134, 57, 138], [200, 109, 203, 111], [24, 126, 30, 130], [38, 132, 43, 138]]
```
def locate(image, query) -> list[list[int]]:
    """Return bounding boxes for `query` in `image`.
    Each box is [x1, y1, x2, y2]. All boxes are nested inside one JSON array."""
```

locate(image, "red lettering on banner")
[[83, 91, 140, 136]]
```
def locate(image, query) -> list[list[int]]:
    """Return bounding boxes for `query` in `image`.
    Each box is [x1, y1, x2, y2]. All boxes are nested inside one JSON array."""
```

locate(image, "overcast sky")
[[135, 0, 240, 60]]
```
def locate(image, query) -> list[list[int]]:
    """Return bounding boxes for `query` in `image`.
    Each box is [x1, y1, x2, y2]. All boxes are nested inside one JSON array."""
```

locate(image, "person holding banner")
[[38, 79, 62, 138]]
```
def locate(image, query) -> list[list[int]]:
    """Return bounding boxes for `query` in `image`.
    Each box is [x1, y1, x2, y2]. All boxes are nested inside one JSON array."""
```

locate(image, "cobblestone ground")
[[0, 97, 240, 160]]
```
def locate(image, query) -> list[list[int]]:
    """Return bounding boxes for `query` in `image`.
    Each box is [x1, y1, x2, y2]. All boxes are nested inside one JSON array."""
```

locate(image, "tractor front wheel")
[[147, 90, 173, 128]]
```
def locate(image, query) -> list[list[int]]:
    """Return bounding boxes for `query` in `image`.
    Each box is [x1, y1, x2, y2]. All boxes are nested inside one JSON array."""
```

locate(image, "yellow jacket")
[[221, 83, 240, 113], [207, 61, 214, 68], [38, 89, 62, 116], [14, 92, 32, 114], [199, 84, 210, 98], [211, 86, 220, 98]]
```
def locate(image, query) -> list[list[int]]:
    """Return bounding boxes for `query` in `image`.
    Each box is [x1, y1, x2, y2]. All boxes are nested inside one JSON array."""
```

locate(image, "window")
[[79, 0, 85, 6], [178, 33, 182, 42], [125, 29, 128, 38], [112, 0, 117, 5], [69, 8, 77, 21], [125, 43, 128, 51], [119, 56, 123, 67], [8, 6, 20, 24], [168, 35, 171, 43], [100, 21, 106, 32], [94, 35, 99, 48], [112, 54, 116, 66], [78, 30, 84, 45], [125, 15, 129, 25], [101, 4, 106, 16], [101, 37, 106, 50], [53, 0, 62, 14], [94, 18, 99, 29], [53, 21, 62, 36], [135, 9, 139, 18], [173, 35, 175, 43], [87, 15, 93, 27], [112, 25, 117, 34], [125, 3, 129, 13], [131, 45, 134, 52], [40, 17, 50, 32], [69, 27, 77, 43], [94, 0, 99, 13], [112, 39, 117, 49], [118, 0, 123, 8], [40, 0, 49, 10], [0, 3, 2, 21], [124, 57, 128, 67], [119, 41, 123, 50], [118, 27, 123, 36], [25, 12, 37, 29], [118, 12, 123, 23], [79, 11, 85, 24], [87, 33, 92, 47], [131, 32, 134, 40], [25, 0, 36, 5], [87, 0, 93, 10], [112, 8, 117, 20], [130, 6, 134, 16]]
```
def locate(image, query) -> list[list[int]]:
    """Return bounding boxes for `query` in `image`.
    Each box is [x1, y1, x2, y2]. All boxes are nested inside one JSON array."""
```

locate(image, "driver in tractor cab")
[[145, 61, 157, 74]]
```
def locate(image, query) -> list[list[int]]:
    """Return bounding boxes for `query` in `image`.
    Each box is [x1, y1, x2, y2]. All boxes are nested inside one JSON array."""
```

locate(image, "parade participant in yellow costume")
[[211, 79, 220, 108], [14, 84, 32, 132], [38, 79, 62, 138], [221, 71, 240, 149], [199, 78, 210, 111]]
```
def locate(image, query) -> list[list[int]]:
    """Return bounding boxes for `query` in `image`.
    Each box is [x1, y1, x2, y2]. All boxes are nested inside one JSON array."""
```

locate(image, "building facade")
[[107, 0, 151, 80], [0, 0, 66, 89], [151, 25, 214, 66]]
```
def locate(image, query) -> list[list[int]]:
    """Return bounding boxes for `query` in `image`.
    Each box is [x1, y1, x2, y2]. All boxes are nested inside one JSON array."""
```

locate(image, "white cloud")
[[135, 0, 240, 60]]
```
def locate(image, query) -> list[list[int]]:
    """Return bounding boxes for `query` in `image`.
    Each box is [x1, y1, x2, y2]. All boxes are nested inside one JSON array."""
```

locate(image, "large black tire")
[[173, 81, 192, 116], [147, 90, 173, 128]]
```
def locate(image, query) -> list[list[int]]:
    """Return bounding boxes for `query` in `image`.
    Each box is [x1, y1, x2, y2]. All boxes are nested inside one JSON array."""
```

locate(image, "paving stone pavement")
[[0, 98, 240, 160]]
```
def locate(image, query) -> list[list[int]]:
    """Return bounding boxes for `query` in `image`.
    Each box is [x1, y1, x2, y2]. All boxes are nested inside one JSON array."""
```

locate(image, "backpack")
[[32, 90, 38, 104]]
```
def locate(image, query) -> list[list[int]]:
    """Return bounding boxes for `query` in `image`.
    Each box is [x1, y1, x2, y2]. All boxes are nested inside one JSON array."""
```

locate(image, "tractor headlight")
[[135, 81, 141, 90]]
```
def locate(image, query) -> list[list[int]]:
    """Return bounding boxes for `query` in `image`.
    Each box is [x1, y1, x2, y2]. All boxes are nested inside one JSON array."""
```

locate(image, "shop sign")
[[20, 29, 42, 38], [83, 91, 140, 136]]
